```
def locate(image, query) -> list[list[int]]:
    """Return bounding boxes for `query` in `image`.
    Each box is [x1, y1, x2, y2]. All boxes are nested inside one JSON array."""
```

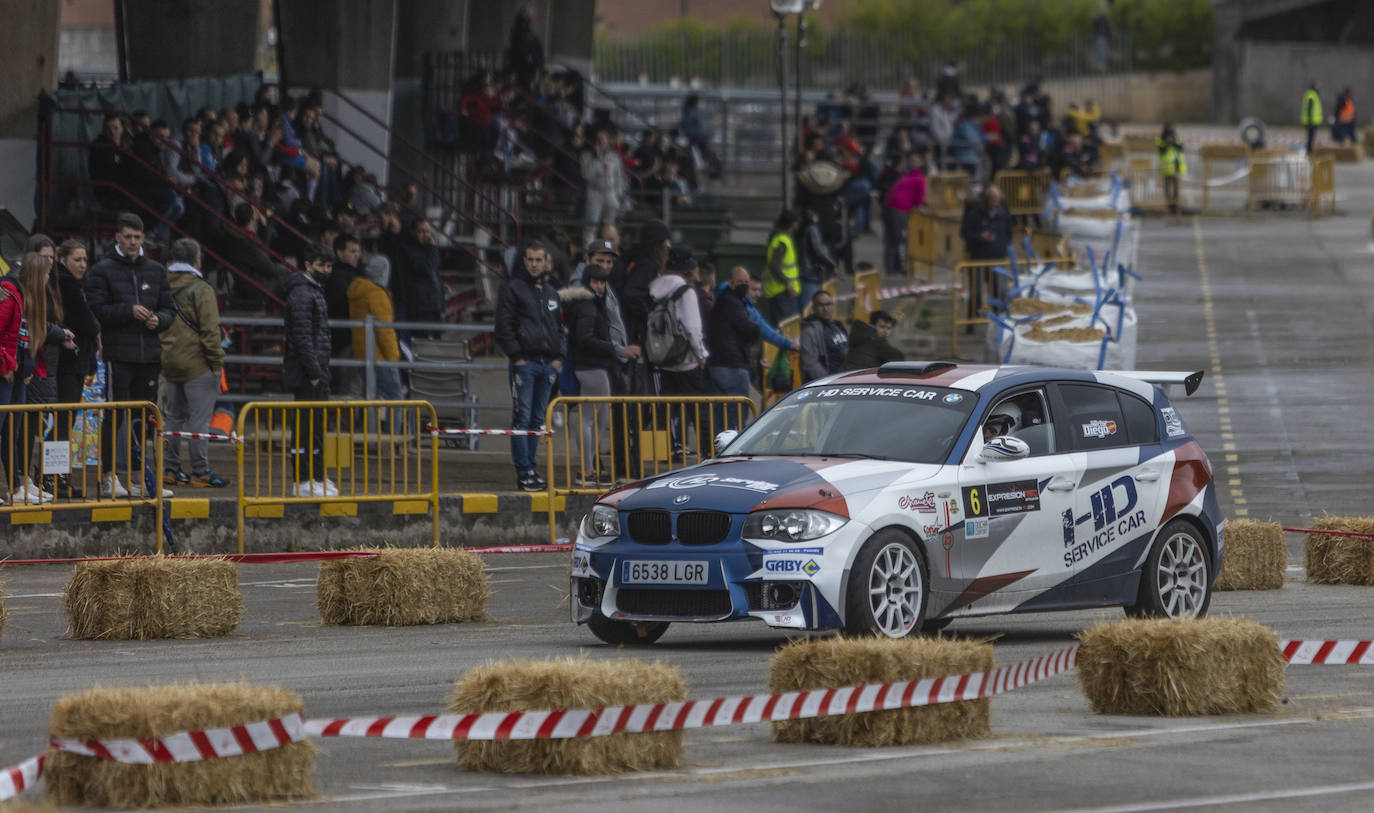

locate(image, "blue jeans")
[[844, 176, 873, 234], [800, 282, 820, 315], [509, 360, 557, 476], [375, 366, 405, 435], [708, 366, 752, 434]]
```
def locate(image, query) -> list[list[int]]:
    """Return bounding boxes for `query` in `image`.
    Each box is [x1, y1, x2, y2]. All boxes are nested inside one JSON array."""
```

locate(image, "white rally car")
[[571, 362, 1220, 645]]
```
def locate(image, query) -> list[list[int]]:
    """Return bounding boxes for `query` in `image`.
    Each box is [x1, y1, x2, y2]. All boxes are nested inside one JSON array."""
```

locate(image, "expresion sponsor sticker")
[[1160, 406, 1186, 438], [1082, 419, 1118, 439], [963, 479, 1041, 518]]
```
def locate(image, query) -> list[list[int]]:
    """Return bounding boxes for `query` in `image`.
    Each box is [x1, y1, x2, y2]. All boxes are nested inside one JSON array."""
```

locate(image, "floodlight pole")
[[775, 14, 790, 205], [795, 12, 805, 167]]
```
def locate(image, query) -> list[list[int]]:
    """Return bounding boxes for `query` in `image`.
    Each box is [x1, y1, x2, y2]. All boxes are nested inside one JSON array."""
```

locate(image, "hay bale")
[[318, 547, 487, 626], [1305, 516, 1374, 585], [769, 636, 992, 747], [1214, 519, 1286, 590], [448, 658, 685, 774], [64, 557, 241, 640], [1077, 618, 1284, 716], [44, 682, 314, 808]]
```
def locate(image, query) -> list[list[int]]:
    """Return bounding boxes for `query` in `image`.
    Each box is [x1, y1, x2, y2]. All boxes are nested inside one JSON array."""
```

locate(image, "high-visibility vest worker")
[[1301, 87, 1323, 126], [763, 231, 800, 298], [1337, 95, 1355, 124], [1157, 138, 1187, 177]]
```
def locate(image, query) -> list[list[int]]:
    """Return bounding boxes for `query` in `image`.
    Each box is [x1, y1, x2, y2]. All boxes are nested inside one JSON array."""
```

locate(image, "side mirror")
[[714, 430, 739, 455], [977, 436, 1029, 462]]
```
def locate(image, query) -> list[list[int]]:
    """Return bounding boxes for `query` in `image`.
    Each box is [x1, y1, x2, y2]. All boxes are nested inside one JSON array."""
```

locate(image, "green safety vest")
[[763, 232, 800, 298], [1157, 139, 1187, 177], [1301, 89, 1323, 126]]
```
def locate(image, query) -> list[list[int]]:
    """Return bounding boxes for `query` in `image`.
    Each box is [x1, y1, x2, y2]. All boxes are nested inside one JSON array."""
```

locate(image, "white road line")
[[1062, 780, 1374, 812]]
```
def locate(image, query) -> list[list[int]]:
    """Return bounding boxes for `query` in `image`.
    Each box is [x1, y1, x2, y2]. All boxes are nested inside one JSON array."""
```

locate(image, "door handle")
[[1134, 470, 1160, 483], [1045, 476, 1076, 492]]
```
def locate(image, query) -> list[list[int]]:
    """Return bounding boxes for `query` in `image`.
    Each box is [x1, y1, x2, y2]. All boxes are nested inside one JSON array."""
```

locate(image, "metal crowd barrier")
[[544, 395, 759, 542], [907, 211, 966, 282], [1121, 166, 1172, 214], [234, 400, 440, 551], [952, 256, 1074, 358], [924, 172, 971, 217], [993, 170, 1053, 217], [851, 267, 881, 324], [0, 401, 165, 545]]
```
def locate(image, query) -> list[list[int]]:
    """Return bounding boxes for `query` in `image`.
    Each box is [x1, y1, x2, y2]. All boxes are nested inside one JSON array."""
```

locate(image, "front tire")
[[844, 530, 929, 637], [587, 616, 670, 645], [1126, 519, 1212, 619]]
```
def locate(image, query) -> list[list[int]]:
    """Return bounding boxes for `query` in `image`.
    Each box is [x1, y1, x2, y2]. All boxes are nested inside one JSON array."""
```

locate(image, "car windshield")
[[725, 383, 976, 464]]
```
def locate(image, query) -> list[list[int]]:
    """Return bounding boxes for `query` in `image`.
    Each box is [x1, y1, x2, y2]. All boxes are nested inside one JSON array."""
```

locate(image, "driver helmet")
[[984, 402, 1021, 438]]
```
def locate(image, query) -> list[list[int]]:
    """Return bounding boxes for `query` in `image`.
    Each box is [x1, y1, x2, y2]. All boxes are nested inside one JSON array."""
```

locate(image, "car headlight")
[[583, 504, 620, 539], [743, 509, 847, 542]]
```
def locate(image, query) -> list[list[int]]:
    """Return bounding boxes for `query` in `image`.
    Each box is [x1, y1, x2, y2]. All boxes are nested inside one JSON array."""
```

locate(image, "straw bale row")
[[1214, 519, 1286, 591], [64, 557, 241, 640], [318, 547, 487, 626]]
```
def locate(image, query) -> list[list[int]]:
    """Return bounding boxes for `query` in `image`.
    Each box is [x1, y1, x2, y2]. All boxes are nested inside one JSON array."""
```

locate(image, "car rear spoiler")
[[1112, 370, 1205, 397]]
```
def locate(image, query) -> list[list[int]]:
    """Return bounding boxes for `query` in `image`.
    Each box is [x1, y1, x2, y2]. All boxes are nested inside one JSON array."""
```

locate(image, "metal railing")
[[0, 400, 164, 545], [234, 399, 440, 551], [544, 395, 759, 542], [952, 256, 1073, 358]]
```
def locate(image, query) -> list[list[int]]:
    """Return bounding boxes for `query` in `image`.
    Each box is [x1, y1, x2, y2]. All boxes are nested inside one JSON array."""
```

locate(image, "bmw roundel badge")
[[674, 494, 691, 504]]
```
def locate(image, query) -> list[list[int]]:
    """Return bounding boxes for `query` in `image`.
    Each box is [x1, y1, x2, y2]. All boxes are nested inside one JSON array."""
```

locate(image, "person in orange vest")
[[1332, 87, 1356, 145]]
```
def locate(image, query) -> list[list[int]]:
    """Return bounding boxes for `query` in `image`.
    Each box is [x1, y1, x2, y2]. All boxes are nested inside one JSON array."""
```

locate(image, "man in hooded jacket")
[[495, 241, 564, 491]]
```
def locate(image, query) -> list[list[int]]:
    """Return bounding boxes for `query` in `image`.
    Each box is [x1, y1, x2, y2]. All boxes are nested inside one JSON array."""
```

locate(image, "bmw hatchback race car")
[[570, 362, 1219, 645]]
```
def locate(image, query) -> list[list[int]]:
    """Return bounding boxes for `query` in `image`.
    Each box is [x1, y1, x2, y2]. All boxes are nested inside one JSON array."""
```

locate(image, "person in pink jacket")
[[880, 151, 928, 277]]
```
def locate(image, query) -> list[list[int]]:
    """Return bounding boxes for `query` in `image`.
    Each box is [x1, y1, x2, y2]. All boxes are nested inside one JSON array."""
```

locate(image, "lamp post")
[[770, 0, 821, 208]]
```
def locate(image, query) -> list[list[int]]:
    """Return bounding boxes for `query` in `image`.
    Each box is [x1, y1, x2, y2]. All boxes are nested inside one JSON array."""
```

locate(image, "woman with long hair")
[[53, 239, 100, 497], [19, 248, 77, 502]]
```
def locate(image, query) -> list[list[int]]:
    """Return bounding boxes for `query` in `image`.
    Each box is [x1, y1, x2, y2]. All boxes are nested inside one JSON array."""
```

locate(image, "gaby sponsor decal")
[[1062, 475, 1147, 567]]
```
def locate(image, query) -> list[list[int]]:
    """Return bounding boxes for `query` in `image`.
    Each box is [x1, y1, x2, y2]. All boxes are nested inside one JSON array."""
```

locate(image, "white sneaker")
[[322, 478, 340, 497], [294, 480, 327, 497], [127, 482, 173, 498], [23, 477, 54, 502], [11, 484, 52, 505], [101, 475, 130, 498]]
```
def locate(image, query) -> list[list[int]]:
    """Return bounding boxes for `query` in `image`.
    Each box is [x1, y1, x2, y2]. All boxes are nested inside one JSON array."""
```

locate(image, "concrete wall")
[[967, 69, 1212, 126], [1235, 41, 1374, 125], [120, 0, 260, 82], [0, 0, 60, 137]]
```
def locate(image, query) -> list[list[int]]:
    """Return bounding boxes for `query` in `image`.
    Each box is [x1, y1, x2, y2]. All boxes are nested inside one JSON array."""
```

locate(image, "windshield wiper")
[[821, 452, 893, 460]]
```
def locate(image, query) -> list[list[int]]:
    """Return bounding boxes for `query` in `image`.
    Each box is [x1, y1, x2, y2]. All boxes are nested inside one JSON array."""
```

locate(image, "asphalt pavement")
[[6, 159, 1374, 811]]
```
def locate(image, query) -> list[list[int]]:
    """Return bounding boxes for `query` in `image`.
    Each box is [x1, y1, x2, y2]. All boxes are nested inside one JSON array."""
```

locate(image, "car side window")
[[1060, 383, 1128, 450], [1119, 392, 1159, 445], [981, 388, 1056, 456]]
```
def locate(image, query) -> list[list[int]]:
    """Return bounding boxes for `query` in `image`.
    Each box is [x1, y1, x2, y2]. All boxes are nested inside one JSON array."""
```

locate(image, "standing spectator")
[[10, 253, 74, 503], [1157, 123, 1187, 217], [1333, 87, 1356, 144], [797, 209, 837, 312], [1051, 133, 1093, 178], [580, 128, 625, 245], [615, 219, 671, 353], [325, 234, 363, 395], [130, 120, 183, 241], [843, 310, 904, 371], [1301, 80, 1322, 155], [647, 245, 709, 456], [88, 113, 130, 211], [881, 153, 927, 277], [85, 213, 174, 498], [495, 241, 564, 492], [579, 238, 641, 481], [799, 290, 848, 383], [53, 239, 100, 497], [929, 96, 958, 167], [160, 238, 227, 488], [961, 185, 1012, 261], [693, 260, 716, 324], [505, 4, 544, 91], [681, 94, 721, 178], [936, 62, 962, 102], [222, 202, 287, 310], [282, 245, 335, 497], [386, 217, 442, 335], [763, 209, 802, 324], [1017, 120, 1050, 171], [561, 261, 616, 486], [707, 265, 761, 430], [355, 254, 404, 433]]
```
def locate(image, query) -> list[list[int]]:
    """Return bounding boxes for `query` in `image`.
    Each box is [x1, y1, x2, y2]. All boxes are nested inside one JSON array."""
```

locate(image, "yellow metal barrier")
[[925, 172, 970, 216], [1098, 141, 1128, 172], [1198, 144, 1251, 213], [993, 170, 1051, 217], [234, 400, 440, 552], [1121, 166, 1171, 213], [852, 267, 881, 323], [951, 256, 1074, 358], [1246, 155, 1317, 213], [0, 400, 164, 546], [1309, 155, 1336, 215], [544, 395, 760, 541], [908, 211, 965, 282]]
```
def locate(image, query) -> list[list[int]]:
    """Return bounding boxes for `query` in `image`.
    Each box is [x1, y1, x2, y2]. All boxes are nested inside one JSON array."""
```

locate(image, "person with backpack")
[[646, 243, 709, 458], [160, 238, 228, 488], [495, 240, 565, 492]]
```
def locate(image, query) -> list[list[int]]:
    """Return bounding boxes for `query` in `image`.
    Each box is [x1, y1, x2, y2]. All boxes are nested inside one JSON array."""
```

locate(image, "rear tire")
[[1126, 519, 1212, 619], [587, 616, 670, 645], [843, 530, 929, 638]]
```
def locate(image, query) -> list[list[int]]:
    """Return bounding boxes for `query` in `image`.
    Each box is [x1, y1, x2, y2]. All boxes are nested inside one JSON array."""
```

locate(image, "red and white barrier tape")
[[305, 645, 1080, 742], [50, 712, 307, 765], [834, 283, 960, 303], [426, 425, 552, 437], [1282, 640, 1374, 665], [1, 754, 43, 802], [464, 543, 573, 554], [1283, 526, 1374, 542], [159, 430, 241, 443]]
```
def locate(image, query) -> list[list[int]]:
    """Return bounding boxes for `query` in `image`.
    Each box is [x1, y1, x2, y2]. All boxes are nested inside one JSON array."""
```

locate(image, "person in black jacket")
[[282, 245, 335, 496], [53, 239, 101, 495], [843, 310, 905, 371], [85, 213, 175, 498], [613, 219, 670, 352], [494, 241, 564, 491], [324, 234, 362, 395], [960, 185, 1013, 330], [561, 263, 616, 486], [386, 217, 443, 336], [707, 266, 762, 430]]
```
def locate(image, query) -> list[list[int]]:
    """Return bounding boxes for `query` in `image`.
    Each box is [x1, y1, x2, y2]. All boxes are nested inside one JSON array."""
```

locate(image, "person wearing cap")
[[561, 259, 618, 486], [576, 238, 642, 480]]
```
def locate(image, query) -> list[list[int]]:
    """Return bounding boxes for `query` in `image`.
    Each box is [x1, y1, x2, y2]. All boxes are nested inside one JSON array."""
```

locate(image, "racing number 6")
[[962, 485, 986, 518]]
